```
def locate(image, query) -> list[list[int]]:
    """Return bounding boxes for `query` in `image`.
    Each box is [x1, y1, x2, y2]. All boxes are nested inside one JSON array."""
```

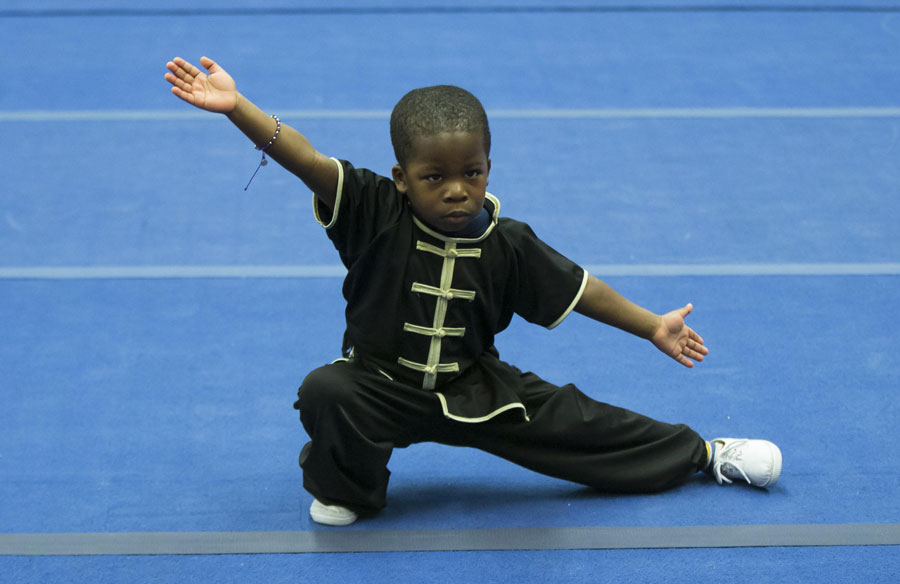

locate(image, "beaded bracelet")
[[256, 115, 281, 151], [244, 115, 281, 190]]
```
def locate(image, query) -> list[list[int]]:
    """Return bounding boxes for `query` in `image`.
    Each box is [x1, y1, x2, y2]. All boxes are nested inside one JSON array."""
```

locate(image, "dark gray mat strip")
[[1, 524, 898, 556]]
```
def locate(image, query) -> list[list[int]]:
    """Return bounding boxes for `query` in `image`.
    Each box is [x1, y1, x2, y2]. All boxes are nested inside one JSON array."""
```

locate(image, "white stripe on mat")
[[2, 107, 900, 122], [1, 263, 899, 280]]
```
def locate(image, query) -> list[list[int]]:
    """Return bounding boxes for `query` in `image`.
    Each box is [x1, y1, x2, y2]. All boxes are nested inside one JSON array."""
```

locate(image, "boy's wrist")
[[628, 311, 660, 340], [644, 314, 663, 340], [225, 92, 246, 118]]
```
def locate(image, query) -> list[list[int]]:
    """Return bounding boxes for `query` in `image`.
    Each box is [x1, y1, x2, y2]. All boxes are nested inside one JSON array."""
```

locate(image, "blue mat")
[[1, 2, 899, 582]]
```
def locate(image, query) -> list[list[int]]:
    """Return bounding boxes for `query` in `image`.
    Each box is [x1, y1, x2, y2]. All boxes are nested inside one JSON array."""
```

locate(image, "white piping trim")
[[547, 268, 590, 330], [313, 157, 344, 230], [435, 393, 530, 423]]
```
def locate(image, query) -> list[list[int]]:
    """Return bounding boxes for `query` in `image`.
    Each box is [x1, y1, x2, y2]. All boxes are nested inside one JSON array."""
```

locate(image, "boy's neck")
[[415, 205, 491, 239]]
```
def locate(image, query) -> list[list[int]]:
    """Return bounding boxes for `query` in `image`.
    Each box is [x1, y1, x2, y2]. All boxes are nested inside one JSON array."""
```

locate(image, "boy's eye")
[[423, 174, 442, 182], [465, 169, 483, 178]]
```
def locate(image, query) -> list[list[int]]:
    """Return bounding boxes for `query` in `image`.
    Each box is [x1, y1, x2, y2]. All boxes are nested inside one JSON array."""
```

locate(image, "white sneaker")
[[309, 498, 358, 526], [710, 438, 782, 488]]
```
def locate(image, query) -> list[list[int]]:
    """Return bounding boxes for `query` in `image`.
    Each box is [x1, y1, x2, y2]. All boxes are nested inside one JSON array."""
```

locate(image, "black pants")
[[294, 357, 707, 516]]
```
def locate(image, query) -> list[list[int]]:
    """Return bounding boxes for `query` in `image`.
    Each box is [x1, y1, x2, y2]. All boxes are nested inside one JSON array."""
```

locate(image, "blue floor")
[[2, 2, 900, 582]]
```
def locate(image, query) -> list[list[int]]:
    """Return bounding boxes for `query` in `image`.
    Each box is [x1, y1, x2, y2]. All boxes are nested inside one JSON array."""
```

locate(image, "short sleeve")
[[506, 220, 588, 329], [313, 159, 406, 269]]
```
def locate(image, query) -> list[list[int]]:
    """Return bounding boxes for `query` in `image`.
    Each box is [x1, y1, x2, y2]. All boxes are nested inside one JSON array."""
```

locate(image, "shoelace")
[[711, 439, 752, 485]]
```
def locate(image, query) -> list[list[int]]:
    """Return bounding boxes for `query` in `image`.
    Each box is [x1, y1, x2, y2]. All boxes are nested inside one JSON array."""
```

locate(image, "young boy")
[[165, 56, 782, 527]]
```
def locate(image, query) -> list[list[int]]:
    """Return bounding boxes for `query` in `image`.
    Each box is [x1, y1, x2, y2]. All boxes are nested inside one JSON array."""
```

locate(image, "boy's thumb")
[[200, 56, 217, 72]]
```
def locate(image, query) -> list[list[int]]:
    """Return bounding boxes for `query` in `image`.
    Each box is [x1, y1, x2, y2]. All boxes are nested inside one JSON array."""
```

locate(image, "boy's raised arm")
[[165, 56, 338, 210], [574, 275, 709, 368]]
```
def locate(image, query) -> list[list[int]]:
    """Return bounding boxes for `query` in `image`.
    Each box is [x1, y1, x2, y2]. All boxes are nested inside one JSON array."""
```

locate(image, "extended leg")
[[434, 368, 707, 493]]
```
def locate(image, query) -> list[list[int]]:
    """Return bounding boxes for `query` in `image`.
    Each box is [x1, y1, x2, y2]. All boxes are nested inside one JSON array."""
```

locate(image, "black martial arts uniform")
[[294, 159, 707, 515]]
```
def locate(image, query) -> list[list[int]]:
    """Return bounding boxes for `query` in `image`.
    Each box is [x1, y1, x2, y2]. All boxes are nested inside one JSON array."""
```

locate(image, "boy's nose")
[[444, 181, 467, 201]]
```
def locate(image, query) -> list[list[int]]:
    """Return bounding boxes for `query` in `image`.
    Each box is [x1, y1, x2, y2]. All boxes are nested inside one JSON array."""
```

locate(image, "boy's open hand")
[[650, 303, 708, 368], [165, 56, 237, 113]]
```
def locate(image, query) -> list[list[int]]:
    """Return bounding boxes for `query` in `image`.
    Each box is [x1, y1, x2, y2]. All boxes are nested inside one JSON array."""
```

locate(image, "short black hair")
[[390, 85, 491, 168]]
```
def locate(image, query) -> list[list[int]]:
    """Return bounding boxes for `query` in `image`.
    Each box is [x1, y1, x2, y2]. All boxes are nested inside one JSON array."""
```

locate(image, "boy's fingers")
[[174, 58, 201, 78], [692, 344, 709, 357], [200, 56, 219, 73], [689, 329, 706, 349], [678, 355, 694, 368], [684, 346, 706, 361], [165, 73, 190, 95], [167, 63, 195, 85], [170, 86, 193, 104], [164, 71, 182, 86]]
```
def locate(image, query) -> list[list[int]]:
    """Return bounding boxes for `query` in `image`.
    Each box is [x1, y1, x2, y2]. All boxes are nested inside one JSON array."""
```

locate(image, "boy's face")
[[392, 130, 491, 233]]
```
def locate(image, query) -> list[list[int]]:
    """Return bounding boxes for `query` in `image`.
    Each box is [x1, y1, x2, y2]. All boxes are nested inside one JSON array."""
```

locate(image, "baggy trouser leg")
[[294, 359, 439, 516], [441, 374, 707, 493], [295, 362, 394, 516]]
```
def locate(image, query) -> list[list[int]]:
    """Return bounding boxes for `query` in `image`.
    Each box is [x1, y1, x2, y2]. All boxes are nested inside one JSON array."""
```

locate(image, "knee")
[[295, 361, 358, 413]]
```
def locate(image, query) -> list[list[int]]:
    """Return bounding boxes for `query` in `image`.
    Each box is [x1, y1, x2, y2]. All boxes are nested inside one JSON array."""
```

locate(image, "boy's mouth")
[[442, 211, 472, 225]]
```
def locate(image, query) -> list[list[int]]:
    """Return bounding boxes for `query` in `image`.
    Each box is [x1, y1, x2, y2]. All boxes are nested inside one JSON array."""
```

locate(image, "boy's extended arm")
[[574, 275, 709, 368], [165, 56, 338, 210]]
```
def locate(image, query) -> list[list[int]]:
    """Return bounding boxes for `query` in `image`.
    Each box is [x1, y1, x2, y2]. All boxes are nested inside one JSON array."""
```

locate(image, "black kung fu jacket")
[[312, 159, 588, 423]]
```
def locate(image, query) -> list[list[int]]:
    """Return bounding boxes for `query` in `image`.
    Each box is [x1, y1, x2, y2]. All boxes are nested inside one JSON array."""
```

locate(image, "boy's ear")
[[486, 157, 491, 185], [392, 164, 408, 194]]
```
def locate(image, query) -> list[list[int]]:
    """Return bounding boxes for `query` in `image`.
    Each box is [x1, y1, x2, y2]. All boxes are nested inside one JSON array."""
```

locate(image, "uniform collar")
[[411, 193, 501, 244]]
